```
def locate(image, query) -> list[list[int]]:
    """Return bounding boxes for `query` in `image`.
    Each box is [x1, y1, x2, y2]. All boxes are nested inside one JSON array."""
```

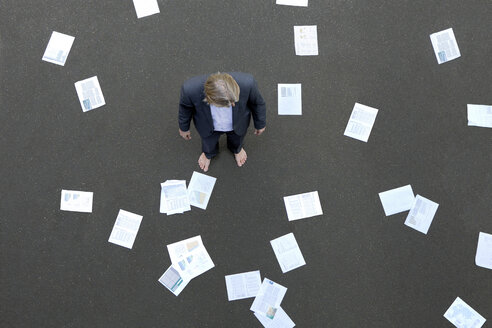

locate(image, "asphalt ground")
[[1, 0, 491, 327]]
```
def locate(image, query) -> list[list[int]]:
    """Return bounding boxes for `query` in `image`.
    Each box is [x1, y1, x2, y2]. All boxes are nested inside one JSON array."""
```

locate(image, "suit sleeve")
[[178, 84, 194, 132], [247, 78, 266, 130]]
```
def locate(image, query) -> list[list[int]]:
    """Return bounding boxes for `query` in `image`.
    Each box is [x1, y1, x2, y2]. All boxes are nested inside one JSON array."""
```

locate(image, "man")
[[178, 72, 266, 172]]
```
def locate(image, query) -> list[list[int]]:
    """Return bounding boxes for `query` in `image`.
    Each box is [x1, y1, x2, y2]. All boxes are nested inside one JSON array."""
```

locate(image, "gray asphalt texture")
[[1, 0, 491, 327]]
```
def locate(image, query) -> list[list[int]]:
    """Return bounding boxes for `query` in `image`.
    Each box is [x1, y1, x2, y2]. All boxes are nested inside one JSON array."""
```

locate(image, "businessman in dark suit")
[[178, 72, 266, 172]]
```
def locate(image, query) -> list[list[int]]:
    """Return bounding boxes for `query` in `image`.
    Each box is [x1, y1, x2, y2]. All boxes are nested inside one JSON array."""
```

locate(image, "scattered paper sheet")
[[271, 233, 306, 273], [250, 278, 287, 318], [404, 195, 439, 234], [430, 28, 461, 64], [276, 0, 308, 7], [225, 270, 262, 301], [60, 189, 93, 213], [475, 232, 492, 270], [294, 25, 318, 56], [160, 180, 190, 215], [444, 297, 486, 328], [167, 235, 214, 280], [344, 102, 378, 142], [278, 84, 302, 115], [158, 264, 190, 296], [187, 171, 216, 210], [467, 104, 492, 128], [283, 191, 323, 221], [108, 209, 143, 249], [378, 185, 415, 216], [133, 0, 160, 18], [42, 31, 75, 66], [74, 76, 105, 112], [254, 307, 295, 328]]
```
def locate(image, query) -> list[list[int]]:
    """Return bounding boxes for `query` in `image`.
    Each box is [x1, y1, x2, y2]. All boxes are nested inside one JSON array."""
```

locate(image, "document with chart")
[[60, 189, 93, 213], [294, 25, 318, 56], [160, 180, 190, 215], [430, 28, 461, 64], [344, 102, 378, 142], [42, 31, 75, 66], [74, 76, 105, 112], [108, 209, 143, 249], [278, 84, 302, 115]]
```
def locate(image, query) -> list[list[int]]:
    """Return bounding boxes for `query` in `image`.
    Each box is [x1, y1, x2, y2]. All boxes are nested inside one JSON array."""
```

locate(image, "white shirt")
[[210, 104, 233, 132]]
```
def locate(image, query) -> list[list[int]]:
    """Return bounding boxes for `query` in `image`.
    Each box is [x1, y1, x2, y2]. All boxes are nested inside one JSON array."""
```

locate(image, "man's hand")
[[179, 129, 191, 140], [254, 127, 266, 136]]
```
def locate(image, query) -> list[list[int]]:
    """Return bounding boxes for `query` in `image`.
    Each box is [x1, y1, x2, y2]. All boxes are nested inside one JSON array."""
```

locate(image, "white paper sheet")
[[378, 185, 415, 216], [276, 0, 308, 7], [42, 31, 75, 66], [158, 264, 190, 296], [271, 233, 306, 273], [160, 180, 190, 215], [283, 191, 323, 221], [74, 76, 105, 112], [60, 189, 93, 213], [250, 278, 287, 318], [430, 28, 461, 64], [294, 25, 318, 56], [167, 235, 214, 280], [344, 102, 378, 142], [108, 209, 143, 249], [467, 104, 492, 128], [278, 84, 302, 115], [475, 232, 492, 270], [225, 270, 262, 301], [444, 297, 486, 328], [404, 195, 439, 234], [187, 171, 216, 210], [133, 0, 160, 18], [254, 307, 296, 328]]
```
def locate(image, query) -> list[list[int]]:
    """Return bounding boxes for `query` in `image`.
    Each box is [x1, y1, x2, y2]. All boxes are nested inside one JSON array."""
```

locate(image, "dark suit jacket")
[[179, 72, 266, 138]]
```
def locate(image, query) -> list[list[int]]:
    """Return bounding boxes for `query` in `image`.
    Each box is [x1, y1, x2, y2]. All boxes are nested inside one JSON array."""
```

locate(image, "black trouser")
[[201, 131, 245, 159]]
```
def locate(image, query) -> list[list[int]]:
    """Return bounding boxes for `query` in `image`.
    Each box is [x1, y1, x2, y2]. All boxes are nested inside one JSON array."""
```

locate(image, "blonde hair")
[[204, 73, 240, 107]]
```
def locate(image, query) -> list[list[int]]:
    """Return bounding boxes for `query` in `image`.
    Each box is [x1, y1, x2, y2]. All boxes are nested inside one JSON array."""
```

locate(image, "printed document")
[[283, 191, 323, 221], [225, 270, 262, 301], [430, 28, 461, 64], [254, 307, 295, 328], [344, 102, 378, 142], [271, 233, 306, 273], [108, 209, 143, 249], [444, 297, 486, 328], [404, 195, 439, 234], [187, 171, 216, 210], [160, 180, 190, 215], [60, 189, 93, 213], [277, 0, 308, 7], [278, 84, 302, 115], [378, 185, 415, 216], [42, 31, 75, 66], [133, 0, 160, 18], [167, 235, 214, 280], [475, 232, 492, 270], [158, 264, 190, 296], [74, 76, 105, 112], [250, 278, 287, 318], [467, 104, 492, 128], [294, 25, 318, 56]]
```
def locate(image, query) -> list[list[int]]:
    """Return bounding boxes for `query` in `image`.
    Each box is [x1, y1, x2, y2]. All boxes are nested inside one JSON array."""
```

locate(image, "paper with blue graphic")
[[444, 297, 486, 328], [166, 235, 214, 280], [250, 278, 287, 319], [42, 31, 74, 66], [430, 28, 461, 64], [74, 76, 105, 112]]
